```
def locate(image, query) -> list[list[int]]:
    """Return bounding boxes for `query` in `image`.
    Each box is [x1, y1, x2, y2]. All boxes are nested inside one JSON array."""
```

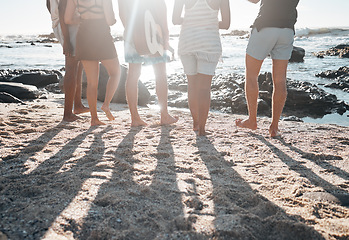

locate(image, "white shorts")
[[53, 23, 78, 56], [180, 54, 219, 76], [246, 28, 294, 60]]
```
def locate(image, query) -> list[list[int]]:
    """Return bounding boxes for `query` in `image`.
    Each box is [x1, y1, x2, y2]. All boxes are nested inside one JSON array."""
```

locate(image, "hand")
[[63, 41, 73, 57], [163, 35, 169, 50]]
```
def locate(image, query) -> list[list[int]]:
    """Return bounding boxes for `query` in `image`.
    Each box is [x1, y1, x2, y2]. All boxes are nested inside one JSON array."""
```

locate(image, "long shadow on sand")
[[0, 125, 112, 239], [250, 133, 349, 207], [76, 125, 186, 239], [195, 135, 325, 240], [0, 123, 64, 175], [277, 136, 349, 180]]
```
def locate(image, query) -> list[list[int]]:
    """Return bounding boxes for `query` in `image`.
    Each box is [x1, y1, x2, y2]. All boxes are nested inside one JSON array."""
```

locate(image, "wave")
[[295, 27, 349, 37]]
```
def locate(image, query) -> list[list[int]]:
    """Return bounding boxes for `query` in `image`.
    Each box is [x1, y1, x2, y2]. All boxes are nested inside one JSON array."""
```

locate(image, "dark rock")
[[225, 30, 249, 37], [0, 92, 26, 104], [0, 69, 63, 85], [289, 46, 305, 63], [11, 73, 59, 88], [316, 66, 349, 79], [166, 71, 349, 118], [0, 82, 41, 100], [314, 44, 349, 58], [45, 83, 62, 94], [283, 116, 303, 122], [82, 64, 151, 106], [324, 81, 349, 90], [316, 66, 349, 92]]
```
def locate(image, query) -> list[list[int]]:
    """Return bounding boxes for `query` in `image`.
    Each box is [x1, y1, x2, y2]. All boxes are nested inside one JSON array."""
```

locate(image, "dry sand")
[[0, 93, 348, 240]]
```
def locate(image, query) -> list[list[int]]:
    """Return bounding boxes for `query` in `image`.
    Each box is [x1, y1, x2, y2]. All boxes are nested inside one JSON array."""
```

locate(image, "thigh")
[[67, 24, 79, 56], [65, 55, 79, 74], [152, 62, 167, 80], [81, 60, 99, 83], [101, 58, 120, 76], [127, 63, 142, 82], [197, 73, 213, 90], [272, 59, 289, 83], [245, 54, 264, 79]]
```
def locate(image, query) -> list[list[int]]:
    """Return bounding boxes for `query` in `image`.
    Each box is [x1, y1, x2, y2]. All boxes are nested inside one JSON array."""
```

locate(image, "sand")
[[0, 93, 348, 240]]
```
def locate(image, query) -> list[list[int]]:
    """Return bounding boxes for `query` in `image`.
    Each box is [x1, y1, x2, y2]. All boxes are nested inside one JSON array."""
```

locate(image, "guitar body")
[[133, 9, 164, 56]]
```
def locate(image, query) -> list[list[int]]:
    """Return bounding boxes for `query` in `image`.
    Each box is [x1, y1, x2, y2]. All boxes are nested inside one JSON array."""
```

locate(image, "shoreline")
[[0, 94, 348, 239]]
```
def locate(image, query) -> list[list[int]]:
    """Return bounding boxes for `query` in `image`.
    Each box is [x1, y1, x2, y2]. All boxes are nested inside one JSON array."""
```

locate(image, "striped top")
[[178, 0, 221, 61]]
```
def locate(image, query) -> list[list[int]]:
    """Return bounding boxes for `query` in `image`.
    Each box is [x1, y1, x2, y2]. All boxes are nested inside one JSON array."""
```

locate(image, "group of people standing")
[[47, 0, 299, 137]]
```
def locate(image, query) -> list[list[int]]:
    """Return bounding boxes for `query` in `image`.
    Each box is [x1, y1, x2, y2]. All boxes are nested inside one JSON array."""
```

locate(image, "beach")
[[0, 93, 348, 239]]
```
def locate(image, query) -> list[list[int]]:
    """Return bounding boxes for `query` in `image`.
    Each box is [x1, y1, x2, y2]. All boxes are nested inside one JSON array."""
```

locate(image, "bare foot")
[[73, 105, 89, 115], [101, 105, 115, 121], [197, 127, 212, 136], [193, 121, 199, 131], [63, 113, 80, 122], [91, 119, 106, 126], [269, 127, 280, 138], [131, 119, 148, 127], [235, 118, 257, 130], [160, 114, 179, 125]]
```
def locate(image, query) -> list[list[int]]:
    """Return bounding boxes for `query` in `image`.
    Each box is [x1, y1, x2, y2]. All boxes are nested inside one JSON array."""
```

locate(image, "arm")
[[58, 0, 73, 56], [172, 0, 184, 25], [219, 0, 230, 30], [103, 0, 117, 26], [64, 0, 79, 25], [118, 0, 129, 28], [248, 0, 260, 3], [46, 0, 51, 13], [155, 0, 169, 49]]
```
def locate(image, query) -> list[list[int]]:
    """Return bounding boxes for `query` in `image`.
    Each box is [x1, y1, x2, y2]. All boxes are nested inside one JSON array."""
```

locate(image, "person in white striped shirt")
[[173, 0, 230, 136]]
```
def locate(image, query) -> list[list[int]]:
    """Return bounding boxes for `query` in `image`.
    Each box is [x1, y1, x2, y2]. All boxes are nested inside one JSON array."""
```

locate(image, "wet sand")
[[0, 94, 348, 240]]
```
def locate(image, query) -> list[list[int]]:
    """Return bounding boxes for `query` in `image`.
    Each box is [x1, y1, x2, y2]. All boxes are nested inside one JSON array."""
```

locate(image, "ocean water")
[[0, 27, 348, 126]]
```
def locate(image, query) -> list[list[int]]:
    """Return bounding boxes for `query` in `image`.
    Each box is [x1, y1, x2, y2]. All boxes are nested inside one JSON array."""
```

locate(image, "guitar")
[[133, 10, 165, 56]]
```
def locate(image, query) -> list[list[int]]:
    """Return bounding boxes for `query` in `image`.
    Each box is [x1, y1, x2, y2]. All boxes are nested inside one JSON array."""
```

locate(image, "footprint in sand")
[[9, 116, 32, 124], [15, 109, 29, 115], [31, 105, 48, 109], [13, 128, 37, 134]]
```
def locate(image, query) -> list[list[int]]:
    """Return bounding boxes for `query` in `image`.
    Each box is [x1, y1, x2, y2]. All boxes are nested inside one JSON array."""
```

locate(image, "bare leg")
[[187, 74, 199, 131], [126, 63, 147, 127], [81, 60, 105, 126], [269, 59, 288, 137], [73, 61, 89, 114], [62, 55, 79, 122], [235, 54, 263, 130], [197, 73, 213, 136], [153, 62, 178, 125], [101, 58, 121, 121]]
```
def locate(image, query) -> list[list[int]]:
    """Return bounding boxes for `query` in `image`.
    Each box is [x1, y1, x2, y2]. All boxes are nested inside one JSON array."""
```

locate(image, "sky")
[[0, 0, 349, 35]]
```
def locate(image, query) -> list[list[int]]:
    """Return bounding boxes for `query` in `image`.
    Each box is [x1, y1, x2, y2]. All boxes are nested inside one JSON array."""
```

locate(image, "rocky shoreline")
[[1, 64, 349, 121]]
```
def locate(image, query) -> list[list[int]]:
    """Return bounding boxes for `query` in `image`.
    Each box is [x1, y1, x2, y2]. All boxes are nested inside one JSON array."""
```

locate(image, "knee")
[[273, 81, 287, 96], [86, 78, 98, 89], [109, 66, 121, 79]]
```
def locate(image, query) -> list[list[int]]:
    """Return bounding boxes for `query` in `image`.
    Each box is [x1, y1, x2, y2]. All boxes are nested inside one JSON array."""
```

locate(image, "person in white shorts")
[[173, 0, 230, 136], [47, 0, 88, 122], [236, 0, 300, 137]]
